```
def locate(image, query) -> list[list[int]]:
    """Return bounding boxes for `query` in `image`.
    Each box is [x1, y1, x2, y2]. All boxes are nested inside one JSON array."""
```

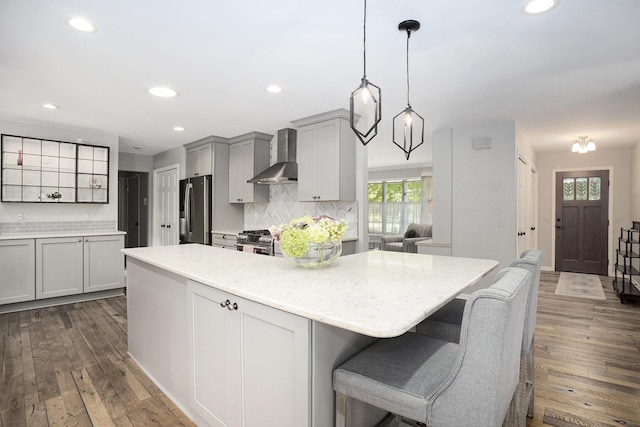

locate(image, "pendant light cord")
[[363, 0, 367, 78], [406, 29, 411, 107]]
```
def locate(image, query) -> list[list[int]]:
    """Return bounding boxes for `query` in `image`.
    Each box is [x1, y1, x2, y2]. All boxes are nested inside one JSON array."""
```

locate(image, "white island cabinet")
[[189, 281, 310, 427], [123, 244, 498, 427]]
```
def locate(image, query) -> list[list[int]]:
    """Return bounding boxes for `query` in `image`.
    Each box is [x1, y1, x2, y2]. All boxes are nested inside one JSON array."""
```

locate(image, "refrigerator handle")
[[185, 183, 193, 234], [203, 179, 210, 244]]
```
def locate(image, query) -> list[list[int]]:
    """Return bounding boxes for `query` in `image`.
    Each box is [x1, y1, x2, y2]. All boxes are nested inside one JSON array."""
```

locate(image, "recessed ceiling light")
[[523, 0, 560, 15], [173, 126, 185, 132], [148, 87, 178, 98], [266, 85, 283, 93], [68, 17, 96, 32], [42, 103, 59, 110]]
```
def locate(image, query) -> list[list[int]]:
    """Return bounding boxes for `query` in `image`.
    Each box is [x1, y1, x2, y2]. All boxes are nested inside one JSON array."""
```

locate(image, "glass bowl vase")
[[283, 241, 342, 268]]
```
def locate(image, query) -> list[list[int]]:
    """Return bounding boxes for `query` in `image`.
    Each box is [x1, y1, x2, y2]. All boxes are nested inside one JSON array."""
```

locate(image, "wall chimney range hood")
[[248, 128, 297, 184]]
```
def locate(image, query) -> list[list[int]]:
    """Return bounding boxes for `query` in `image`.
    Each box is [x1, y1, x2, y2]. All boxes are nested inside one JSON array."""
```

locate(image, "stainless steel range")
[[236, 230, 274, 256]]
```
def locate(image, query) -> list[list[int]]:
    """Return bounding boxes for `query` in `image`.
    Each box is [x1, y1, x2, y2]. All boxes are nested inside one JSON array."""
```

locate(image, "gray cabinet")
[[186, 143, 212, 178], [228, 132, 271, 203], [292, 110, 356, 202], [36, 234, 124, 300], [188, 280, 310, 427], [84, 235, 125, 293], [0, 239, 35, 305], [36, 237, 84, 299]]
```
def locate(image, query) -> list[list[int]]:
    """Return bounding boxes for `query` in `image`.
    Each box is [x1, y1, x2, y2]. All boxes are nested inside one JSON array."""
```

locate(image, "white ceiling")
[[1, 0, 639, 168]]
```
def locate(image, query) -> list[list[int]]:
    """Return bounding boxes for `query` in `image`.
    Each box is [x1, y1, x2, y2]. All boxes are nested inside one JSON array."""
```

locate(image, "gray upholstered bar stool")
[[415, 249, 543, 426], [333, 267, 531, 427]]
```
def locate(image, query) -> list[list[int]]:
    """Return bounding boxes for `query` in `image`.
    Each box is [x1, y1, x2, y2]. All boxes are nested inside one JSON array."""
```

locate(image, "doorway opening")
[[118, 171, 149, 248], [554, 169, 609, 275]]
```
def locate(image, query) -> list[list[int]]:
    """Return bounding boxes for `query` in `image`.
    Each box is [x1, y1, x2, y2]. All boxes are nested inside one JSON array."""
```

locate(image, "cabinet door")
[[0, 239, 35, 305], [198, 144, 213, 176], [84, 235, 125, 293], [36, 237, 84, 299], [228, 142, 244, 203], [240, 141, 256, 203], [297, 124, 318, 201], [315, 118, 341, 200], [240, 297, 311, 427], [188, 282, 242, 427], [186, 148, 199, 178]]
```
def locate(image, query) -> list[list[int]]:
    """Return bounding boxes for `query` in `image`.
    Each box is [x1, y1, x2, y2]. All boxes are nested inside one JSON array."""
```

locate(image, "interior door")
[[157, 167, 179, 246], [126, 174, 140, 248], [555, 170, 609, 274], [517, 158, 527, 255], [529, 167, 538, 249]]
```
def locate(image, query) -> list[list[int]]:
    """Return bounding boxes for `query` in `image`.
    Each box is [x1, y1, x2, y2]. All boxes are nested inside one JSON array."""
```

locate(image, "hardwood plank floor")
[[1, 271, 638, 426], [527, 271, 640, 427], [0, 298, 195, 427]]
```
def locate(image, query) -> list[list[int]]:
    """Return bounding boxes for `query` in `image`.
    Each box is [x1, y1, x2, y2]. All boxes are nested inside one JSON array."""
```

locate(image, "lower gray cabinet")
[[0, 239, 36, 305], [84, 235, 125, 293], [36, 237, 84, 299], [188, 280, 311, 427], [36, 234, 124, 300]]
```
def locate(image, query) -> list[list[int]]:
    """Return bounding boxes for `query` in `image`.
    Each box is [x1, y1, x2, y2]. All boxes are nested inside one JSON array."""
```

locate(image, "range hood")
[[248, 128, 297, 184]]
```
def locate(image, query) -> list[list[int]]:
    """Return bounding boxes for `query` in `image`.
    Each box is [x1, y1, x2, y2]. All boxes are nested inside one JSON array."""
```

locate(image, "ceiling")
[[1, 0, 639, 168]]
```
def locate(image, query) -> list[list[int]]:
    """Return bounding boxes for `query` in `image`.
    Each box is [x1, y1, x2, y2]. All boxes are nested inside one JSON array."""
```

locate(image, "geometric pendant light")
[[392, 20, 424, 160], [350, 0, 382, 146]]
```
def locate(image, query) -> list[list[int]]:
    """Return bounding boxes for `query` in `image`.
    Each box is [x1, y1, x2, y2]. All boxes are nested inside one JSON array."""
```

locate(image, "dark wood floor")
[[527, 272, 640, 427], [0, 297, 195, 426], [1, 272, 638, 426]]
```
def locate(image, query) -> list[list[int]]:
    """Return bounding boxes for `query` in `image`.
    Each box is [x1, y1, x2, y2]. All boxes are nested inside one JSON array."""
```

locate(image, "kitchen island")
[[123, 244, 498, 427]]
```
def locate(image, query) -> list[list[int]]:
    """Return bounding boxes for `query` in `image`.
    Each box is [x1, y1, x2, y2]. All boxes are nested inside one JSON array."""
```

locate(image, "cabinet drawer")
[[212, 233, 238, 248]]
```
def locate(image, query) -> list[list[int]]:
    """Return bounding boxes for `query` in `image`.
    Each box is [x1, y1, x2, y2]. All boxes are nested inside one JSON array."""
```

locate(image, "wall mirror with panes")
[[1, 134, 109, 203]]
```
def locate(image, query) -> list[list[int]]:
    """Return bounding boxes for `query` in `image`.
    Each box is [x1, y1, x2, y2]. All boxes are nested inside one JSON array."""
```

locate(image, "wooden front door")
[[555, 170, 609, 274]]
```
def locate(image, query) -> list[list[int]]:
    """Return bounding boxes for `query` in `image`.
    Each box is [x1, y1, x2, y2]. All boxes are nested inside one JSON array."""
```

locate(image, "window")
[[368, 179, 425, 234]]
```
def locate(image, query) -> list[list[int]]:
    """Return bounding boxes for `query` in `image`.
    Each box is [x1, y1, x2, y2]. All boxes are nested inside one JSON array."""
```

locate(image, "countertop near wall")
[[0, 230, 126, 240]]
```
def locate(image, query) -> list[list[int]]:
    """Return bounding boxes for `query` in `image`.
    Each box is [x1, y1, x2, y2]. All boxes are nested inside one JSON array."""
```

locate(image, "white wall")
[[632, 141, 640, 222], [536, 147, 632, 271], [119, 152, 153, 173], [451, 123, 518, 290], [431, 123, 518, 290], [153, 146, 185, 179], [368, 166, 432, 181], [0, 118, 119, 223]]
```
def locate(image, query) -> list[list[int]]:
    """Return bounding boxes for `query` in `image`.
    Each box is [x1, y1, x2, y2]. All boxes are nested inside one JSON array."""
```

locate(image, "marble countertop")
[[0, 230, 126, 240], [122, 244, 498, 338]]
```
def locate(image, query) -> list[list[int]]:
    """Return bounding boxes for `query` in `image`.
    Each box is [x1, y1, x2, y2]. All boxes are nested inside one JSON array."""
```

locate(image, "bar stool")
[[333, 267, 531, 427], [416, 250, 542, 425]]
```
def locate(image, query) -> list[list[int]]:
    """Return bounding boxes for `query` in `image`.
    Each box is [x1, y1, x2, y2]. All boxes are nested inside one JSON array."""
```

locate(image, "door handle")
[[161, 224, 166, 228], [166, 224, 171, 228], [530, 226, 536, 231]]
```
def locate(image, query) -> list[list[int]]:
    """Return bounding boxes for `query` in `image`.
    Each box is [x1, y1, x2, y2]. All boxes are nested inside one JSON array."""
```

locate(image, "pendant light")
[[392, 20, 424, 160], [350, 0, 382, 146]]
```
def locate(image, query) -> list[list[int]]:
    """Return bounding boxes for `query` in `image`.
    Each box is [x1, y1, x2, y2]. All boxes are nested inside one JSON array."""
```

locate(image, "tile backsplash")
[[0, 220, 116, 235], [244, 184, 358, 239]]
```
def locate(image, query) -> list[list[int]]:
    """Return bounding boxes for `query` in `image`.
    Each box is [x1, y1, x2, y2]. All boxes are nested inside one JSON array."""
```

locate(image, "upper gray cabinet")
[[228, 132, 271, 203], [185, 142, 212, 178], [291, 110, 356, 202], [1, 134, 109, 203]]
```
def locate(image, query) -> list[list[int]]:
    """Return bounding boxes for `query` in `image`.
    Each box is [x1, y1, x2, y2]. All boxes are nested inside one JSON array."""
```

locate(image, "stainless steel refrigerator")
[[179, 175, 212, 244]]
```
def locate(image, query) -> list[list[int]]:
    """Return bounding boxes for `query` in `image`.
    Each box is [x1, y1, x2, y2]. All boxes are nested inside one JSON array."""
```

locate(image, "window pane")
[[563, 178, 574, 200], [588, 177, 601, 200], [406, 180, 422, 202], [386, 181, 403, 202], [367, 183, 383, 202], [575, 178, 587, 200], [368, 202, 382, 233]]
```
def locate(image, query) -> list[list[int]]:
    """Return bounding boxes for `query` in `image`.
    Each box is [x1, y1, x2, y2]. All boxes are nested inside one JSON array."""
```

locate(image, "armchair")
[[381, 223, 432, 253]]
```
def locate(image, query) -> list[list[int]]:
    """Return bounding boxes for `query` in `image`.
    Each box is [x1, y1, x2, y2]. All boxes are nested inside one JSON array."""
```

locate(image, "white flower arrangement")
[[269, 215, 348, 258]]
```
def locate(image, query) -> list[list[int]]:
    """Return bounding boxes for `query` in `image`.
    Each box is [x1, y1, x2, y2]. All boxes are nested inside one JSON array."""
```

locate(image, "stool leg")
[[336, 392, 351, 427], [526, 343, 535, 418]]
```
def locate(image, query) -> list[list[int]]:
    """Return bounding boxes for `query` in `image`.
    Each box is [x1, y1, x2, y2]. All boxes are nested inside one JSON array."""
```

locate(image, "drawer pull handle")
[[227, 302, 238, 311], [220, 299, 230, 308]]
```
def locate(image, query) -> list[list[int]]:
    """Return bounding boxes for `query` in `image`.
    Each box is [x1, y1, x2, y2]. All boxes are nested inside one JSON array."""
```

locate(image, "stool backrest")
[[429, 267, 531, 426], [511, 249, 543, 354]]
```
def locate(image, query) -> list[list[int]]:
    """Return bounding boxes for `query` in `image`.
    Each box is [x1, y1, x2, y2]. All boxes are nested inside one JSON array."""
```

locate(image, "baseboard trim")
[[0, 288, 125, 314]]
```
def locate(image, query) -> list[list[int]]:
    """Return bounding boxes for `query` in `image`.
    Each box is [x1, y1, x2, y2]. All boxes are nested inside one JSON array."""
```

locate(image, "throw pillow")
[[404, 229, 418, 239]]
